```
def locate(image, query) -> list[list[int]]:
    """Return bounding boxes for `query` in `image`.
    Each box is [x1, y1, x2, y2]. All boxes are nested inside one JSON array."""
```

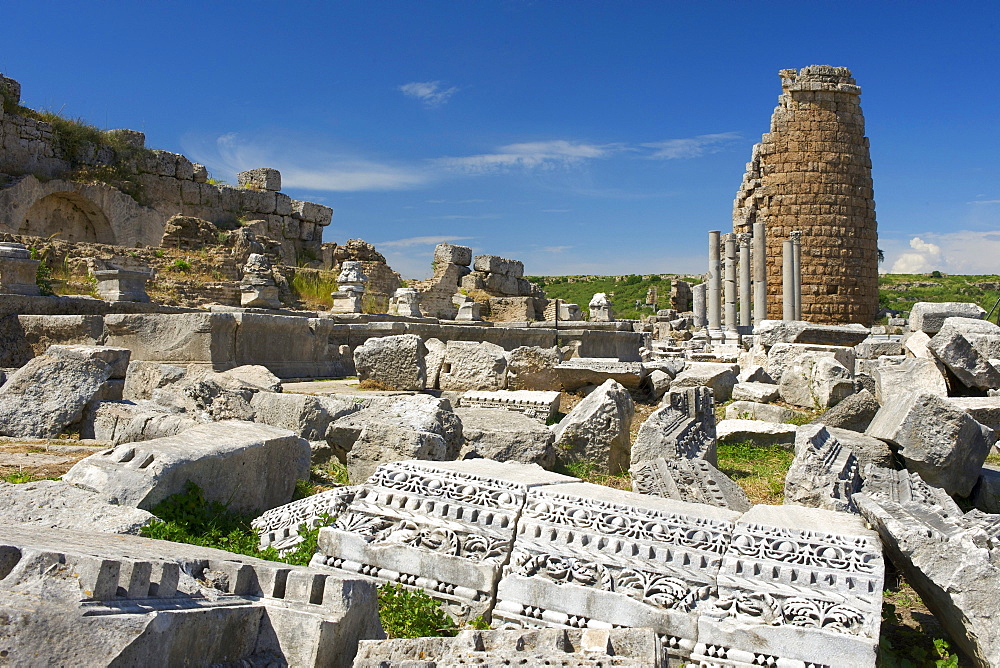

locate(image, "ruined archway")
[[19, 191, 116, 244]]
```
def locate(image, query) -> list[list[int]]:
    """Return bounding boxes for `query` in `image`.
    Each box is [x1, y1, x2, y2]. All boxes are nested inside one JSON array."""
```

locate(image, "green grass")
[[715, 439, 795, 505], [879, 273, 1000, 316], [377, 583, 459, 638], [289, 270, 339, 308], [527, 274, 701, 320]]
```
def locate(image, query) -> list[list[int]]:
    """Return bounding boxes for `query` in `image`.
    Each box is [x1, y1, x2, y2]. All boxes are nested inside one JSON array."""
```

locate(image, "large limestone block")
[[0, 479, 156, 534], [80, 400, 199, 444], [724, 400, 807, 424], [865, 392, 994, 496], [47, 344, 132, 379], [909, 301, 985, 334], [353, 628, 665, 668], [970, 465, 1000, 514], [214, 364, 283, 393], [693, 505, 884, 668], [64, 421, 311, 515], [495, 481, 742, 643], [434, 242, 472, 267], [353, 334, 427, 391], [334, 395, 464, 483], [854, 337, 903, 359], [631, 456, 750, 511], [765, 342, 855, 387], [825, 426, 894, 472], [458, 389, 560, 423], [755, 319, 869, 348], [12, 314, 104, 362], [946, 396, 1000, 436], [630, 386, 716, 467], [424, 337, 446, 389], [456, 408, 555, 469], [122, 360, 187, 400], [856, 468, 999, 666], [731, 381, 779, 403], [938, 316, 1000, 359], [0, 350, 112, 438], [928, 318, 1000, 390], [554, 358, 646, 391], [873, 357, 948, 403], [810, 388, 879, 433], [472, 254, 524, 277], [149, 372, 255, 422], [313, 460, 575, 621], [104, 312, 237, 367], [716, 419, 796, 447], [252, 391, 360, 442], [902, 329, 934, 358], [506, 345, 562, 391], [669, 361, 738, 402], [0, 523, 382, 668], [784, 425, 862, 512], [552, 379, 634, 473], [779, 356, 854, 409], [439, 340, 507, 391]]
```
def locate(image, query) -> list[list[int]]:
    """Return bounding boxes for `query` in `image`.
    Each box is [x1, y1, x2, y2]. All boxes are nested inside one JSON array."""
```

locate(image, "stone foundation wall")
[[733, 65, 879, 325]]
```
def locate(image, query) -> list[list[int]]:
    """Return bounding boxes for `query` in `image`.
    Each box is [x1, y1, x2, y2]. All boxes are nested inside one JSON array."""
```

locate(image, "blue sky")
[[2, 1, 998, 278]]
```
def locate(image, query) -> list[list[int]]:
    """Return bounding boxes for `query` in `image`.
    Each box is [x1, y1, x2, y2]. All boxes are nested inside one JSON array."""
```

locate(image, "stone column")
[[791, 230, 802, 320], [782, 239, 794, 321], [738, 233, 752, 327], [692, 282, 707, 327], [723, 234, 737, 332], [707, 231, 722, 331], [752, 222, 766, 324]]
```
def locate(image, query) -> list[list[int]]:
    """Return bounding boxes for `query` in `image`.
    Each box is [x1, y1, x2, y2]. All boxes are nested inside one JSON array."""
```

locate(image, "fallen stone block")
[[692, 504, 884, 668], [506, 345, 563, 391], [458, 389, 560, 423], [779, 356, 854, 409], [352, 628, 665, 667], [970, 465, 1000, 514], [865, 392, 994, 496], [0, 350, 112, 438], [0, 479, 156, 534], [252, 391, 361, 443], [825, 426, 894, 472], [631, 456, 750, 511], [554, 358, 646, 391], [724, 400, 807, 424], [855, 337, 903, 359], [669, 361, 738, 402], [552, 379, 634, 473], [947, 396, 1000, 437], [213, 364, 283, 393], [731, 381, 780, 403], [151, 371, 256, 422], [902, 329, 934, 358], [737, 363, 772, 384], [873, 356, 948, 403], [333, 395, 464, 483], [856, 467, 999, 666], [810, 388, 880, 433], [353, 334, 427, 391], [942, 316, 1000, 359], [494, 480, 742, 651], [716, 419, 796, 447], [64, 421, 311, 515], [122, 360, 187, 400], [312, 459, 575, 621], [647, 368, 672, 400], [755, 319, 870, 348], [630, 386, 716, 467], [456, 408, 556, 468], [765, 342, 856, 388], [80, 400, 199, 444], [253, 486, 359, 552], [909, 301, 986, 334], [0, 523, 382, 668], [784, 425, 862, 512], [928, 318, 1000, 390], [47, 344, 132, 379], [439, 340, 508, 391]]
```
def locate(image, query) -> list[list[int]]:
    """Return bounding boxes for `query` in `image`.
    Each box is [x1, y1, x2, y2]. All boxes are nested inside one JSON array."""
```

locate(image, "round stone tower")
[[733, 65, 879, 325]]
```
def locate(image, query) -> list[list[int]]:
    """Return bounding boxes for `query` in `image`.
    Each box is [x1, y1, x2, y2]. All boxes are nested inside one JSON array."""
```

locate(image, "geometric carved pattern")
[[632, 457, 751, 511]]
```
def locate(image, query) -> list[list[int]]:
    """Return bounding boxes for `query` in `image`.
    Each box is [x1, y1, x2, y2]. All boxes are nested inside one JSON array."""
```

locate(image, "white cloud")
[[378, 235, 474, 248], [969, 199, 1000, 205], [641, 132, 741, 159], [438, 140, 623, 173], [887, 231, 1000, 274], [399, 81, 458, 107], [543, 245, 572, 253]]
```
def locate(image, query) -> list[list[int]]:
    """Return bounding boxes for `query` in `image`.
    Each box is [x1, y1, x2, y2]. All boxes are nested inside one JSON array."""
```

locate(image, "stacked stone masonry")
[[733, 66, 879, 325]]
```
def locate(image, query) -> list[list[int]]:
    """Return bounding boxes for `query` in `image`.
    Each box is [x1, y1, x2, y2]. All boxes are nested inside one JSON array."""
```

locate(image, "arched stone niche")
[[19, 191, 116, 244]]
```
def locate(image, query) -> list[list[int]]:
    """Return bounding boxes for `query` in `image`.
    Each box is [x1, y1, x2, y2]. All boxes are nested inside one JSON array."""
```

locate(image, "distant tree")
[[877, 248, 885, 264]]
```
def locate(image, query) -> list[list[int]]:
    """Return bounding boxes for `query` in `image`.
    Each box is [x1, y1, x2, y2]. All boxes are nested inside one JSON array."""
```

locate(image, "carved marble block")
[[692, 504, 884, 668], [331, 260, 368, 313], [631, 457, 750, 512], [630, 386, 717, 468], [458, 390, 561, 422], [0, 242, 41, 296], [253, 486, 359, 553], [494, 481, 742, 660], [388, 287, 423, 317], [311, 460, 575, 621], [94, 268, 151, 303]]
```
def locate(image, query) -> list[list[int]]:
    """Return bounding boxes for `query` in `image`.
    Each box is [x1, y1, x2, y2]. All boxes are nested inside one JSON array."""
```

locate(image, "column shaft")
[[724, 234, 737, 332], [752, 222, 766, 324], [782, 239, 794, 321], [738, 233, 752, 327], [791, 230, 802, 320], [707, 231, 722, 331]]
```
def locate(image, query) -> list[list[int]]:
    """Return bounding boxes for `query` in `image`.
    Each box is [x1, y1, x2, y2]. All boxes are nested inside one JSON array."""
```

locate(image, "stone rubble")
[[552, 379, 634, 473], [630, 386, 716, 467]]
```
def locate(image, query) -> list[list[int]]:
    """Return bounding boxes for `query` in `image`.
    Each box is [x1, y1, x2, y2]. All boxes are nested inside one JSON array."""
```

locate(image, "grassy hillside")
[[530, 273, 1000, 321], [528, 274, 702, 320]]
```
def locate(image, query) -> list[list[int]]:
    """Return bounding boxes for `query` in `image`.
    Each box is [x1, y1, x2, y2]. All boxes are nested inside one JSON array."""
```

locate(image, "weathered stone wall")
[[733, 65, 878, 325], [0, 74, 332, 265]]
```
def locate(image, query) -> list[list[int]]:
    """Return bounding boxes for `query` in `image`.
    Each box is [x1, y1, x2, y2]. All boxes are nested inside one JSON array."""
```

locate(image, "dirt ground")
[[0, 438, 107, 482]]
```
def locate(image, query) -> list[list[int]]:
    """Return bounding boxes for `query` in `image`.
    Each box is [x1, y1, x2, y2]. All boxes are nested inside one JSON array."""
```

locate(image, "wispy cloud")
[[426, 199, 490, 204], [541, 208, 571, 213], [543, 245, 572, 253], [433, 214, 501, 220], [641, 132, 741, 159], [437, 140, 624, 173], [378, 235, 474, 248], [968, 199, 1000, 205], [399, 81, 458, 107]]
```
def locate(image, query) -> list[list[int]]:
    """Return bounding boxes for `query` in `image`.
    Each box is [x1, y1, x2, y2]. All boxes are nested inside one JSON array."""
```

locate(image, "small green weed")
[[153, 249, 166, 258], [171, 258, 191, 273], [2, 470, 38, 484], [377, 583, 458, 638], [29, 247, 54, 296]]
